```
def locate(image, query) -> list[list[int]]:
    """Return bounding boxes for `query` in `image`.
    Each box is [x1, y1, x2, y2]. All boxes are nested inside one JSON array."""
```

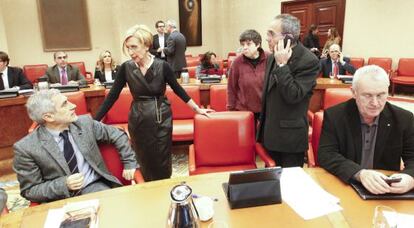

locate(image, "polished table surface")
[[1, 168, 413, 228]]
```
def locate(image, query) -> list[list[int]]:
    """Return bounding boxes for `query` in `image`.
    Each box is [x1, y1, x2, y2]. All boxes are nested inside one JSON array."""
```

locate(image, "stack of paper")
[[44, 199, 99, 228], [281, 167, 342, 220]]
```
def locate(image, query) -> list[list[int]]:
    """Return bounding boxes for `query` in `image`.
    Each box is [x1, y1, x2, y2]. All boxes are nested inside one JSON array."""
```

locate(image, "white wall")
[[0, 1, 8, 52]]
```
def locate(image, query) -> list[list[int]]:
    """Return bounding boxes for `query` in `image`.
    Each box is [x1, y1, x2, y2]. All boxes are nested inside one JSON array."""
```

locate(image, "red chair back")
[[103, 88, 132, 124], [99, 143, 132, 185], [65, 91, 88, 115], [209, 84, 227, 111], [311, 111, 324, 167], [396, 58, 414, 76], [166, 86, 200, 120], [368, 57, 392, 73], [350, 57, 365, 69], [194, 112, 256, 167], [186, 66, 197, 78], [186, 57, 201, 67], [323, 88, 353, 109], [69, 62, 86, 75], [23, 64, 48, 83]]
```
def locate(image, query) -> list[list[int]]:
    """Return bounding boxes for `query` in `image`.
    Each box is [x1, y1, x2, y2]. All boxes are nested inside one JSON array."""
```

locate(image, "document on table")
[[384, 211, 414, 228], [281, 167, 342, 220]]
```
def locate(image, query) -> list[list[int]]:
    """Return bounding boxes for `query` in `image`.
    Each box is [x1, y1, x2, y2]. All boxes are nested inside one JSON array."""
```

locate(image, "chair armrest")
[[307, 142, 316, 168], [188, 144, 197, 175], [28, 122, 38, 133], [255, 143, 275, 167], [30, 202, 40, 207], [134, 169, 145, 184], [1, 207, 8, 215]]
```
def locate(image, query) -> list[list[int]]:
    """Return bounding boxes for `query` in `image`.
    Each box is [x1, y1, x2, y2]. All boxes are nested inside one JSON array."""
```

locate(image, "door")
[[282, 0, 346, 49]]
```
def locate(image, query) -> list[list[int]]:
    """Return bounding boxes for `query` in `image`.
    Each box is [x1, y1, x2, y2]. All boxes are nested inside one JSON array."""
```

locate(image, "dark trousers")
[[268, 151, 304, 168]]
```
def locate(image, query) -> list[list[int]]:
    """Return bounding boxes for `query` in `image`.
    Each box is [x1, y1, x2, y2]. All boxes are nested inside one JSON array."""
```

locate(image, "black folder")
[[0, 90, 19, 99], [350, 181, 414, 200], [50, 85, 80, 93], [222, 167, 282, 209]]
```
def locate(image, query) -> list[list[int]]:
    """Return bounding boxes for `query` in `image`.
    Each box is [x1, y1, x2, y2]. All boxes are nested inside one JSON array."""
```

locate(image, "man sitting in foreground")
[[318, 65, 414, 194], [13, 89, 138, 203]]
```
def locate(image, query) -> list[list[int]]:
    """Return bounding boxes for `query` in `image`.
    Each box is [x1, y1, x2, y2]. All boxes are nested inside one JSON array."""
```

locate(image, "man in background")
[[320, 44, 356, 77], [14, 89, 138, 203], [0, 51, 32, 90], [318, 65, 414, 194], [162, 19, 187, 78], [150, 20, 169, 60], [257, 14, 319, 167], [45, 51, 86, 85]]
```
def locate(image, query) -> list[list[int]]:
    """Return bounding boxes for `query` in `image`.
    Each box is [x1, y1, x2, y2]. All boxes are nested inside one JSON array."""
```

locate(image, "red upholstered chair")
[[1, 206, 8, 215], [165, 85, 200, 141], [186, 57, 201, 67], [349, 57, 365, 69], [368, 57, 392, 74], [68, 61, 93, 83], [189, 112, 275, 175], [186, 66, 197, 78], [99, 143, 144, 185], [390, 58, 414, 96], [323, 88, 353, 110], [23, 64, 48, 83], [209, 84, 227, 111], [28, 91, 90, 133], [307, 111, 324, 167], [102, 88, 132, 133]]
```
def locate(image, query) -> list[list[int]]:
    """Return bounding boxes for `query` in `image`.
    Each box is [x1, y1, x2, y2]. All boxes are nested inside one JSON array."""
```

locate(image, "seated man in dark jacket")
[[318, 65, 414, 195], [0, 51, 32, 90], [319, 44, 356, 77]]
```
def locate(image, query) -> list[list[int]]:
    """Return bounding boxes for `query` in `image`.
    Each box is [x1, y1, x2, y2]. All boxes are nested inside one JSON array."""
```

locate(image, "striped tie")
[[60, 130, 81, 196]]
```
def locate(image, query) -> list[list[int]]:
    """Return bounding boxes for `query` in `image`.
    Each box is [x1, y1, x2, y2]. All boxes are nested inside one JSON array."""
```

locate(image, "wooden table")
[[1, 168, 413, 228]]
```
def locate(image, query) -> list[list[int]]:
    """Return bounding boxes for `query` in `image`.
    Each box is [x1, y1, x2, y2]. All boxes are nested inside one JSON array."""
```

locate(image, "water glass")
[[329, 71, 335, 80], [372, 205, 397, 228], [208, 220, 228, 228]]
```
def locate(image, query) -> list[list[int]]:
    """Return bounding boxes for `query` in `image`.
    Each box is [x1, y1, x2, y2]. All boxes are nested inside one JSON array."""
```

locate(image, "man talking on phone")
[[318, 65, 414, 194], [319, 43, 356, 78], [257, 14, 319, 167]]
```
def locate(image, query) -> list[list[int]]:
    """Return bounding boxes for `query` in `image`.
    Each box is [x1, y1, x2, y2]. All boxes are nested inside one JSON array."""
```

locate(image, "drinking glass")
[[208, 220, 228, 228], [329, 71, 335, 80], [372, 205, 398, 228]]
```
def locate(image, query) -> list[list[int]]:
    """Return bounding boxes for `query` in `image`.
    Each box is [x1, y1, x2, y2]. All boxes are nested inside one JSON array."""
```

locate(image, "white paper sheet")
[[43, 208, 65, 228], [384, 211, 414, 228], [281, 167, 343, 220]]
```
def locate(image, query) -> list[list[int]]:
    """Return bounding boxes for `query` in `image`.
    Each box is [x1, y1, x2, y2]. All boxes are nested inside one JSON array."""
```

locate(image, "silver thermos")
[[166, 184, 200, 228]]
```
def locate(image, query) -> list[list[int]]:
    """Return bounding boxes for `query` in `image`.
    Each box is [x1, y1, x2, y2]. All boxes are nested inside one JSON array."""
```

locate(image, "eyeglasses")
[[158, 25, 165, 28], [56, 56, 67, 60]]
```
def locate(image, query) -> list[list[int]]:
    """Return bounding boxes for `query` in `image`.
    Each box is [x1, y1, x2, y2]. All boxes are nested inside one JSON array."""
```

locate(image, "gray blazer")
[[0, 188, 6, 212], [45, 64, 86, 84], [13, 115, 138, 203], [164, 30, 187, 72]]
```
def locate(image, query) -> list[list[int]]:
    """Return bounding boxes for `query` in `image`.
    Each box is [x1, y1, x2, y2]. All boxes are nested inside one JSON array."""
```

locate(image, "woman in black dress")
[[95, 25, 210, 181]]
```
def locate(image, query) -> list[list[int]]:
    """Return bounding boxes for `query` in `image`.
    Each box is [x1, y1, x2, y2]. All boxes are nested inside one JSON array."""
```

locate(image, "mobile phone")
[[283, 34, 296, 48], [383, 177, 402, 184]]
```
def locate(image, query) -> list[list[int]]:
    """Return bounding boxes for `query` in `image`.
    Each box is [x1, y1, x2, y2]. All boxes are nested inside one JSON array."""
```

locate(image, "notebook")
[[350, 181, 414, 200]]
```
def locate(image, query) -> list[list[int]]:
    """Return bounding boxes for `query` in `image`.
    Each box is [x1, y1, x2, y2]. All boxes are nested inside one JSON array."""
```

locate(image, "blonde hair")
[[97, 50, 117, 72], [123, 24, 153, 55]]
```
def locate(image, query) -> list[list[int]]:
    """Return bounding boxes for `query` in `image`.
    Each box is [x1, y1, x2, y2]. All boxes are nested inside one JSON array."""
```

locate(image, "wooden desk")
[[1, 168, 413, 227]]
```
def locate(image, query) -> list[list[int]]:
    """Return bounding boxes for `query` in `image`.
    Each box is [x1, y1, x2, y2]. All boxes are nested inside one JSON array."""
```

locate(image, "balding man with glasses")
[[318, 65, 414, 195]]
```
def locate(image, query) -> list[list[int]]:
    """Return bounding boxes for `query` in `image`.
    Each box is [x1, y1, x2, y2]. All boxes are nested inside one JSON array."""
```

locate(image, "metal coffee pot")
[[166, 183, 200, 228]]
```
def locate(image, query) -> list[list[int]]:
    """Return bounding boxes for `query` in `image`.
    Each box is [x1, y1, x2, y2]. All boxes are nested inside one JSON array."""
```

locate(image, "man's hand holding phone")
[[387, 173, 414, 194], [274, 36, 292, 66], [338, 51, 345, 65]]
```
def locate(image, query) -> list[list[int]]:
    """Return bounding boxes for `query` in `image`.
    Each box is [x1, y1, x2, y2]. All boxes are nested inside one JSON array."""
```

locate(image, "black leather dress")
[[95, 58, 190, 181]]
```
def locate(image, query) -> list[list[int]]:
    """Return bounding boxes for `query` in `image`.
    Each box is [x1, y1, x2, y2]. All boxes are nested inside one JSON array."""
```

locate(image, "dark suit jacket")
[[319, 57, 356, 77], [150, 33, 169, 59], [45, 64, 86, 84], [164, 30, 187, 72], [13, 115, 138, 203], [2, 66, 33, 89], [318, 99, 414, 183], [94, 66, 120, 83], [257, 43, 320, 153]]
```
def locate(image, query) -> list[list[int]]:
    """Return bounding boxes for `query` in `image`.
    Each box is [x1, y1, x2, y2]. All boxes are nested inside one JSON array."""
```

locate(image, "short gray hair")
[[274, 14, 301, 40], [26, 89, 61, 124], [166, 19, 177, 28], [352, 65, 390, 90]]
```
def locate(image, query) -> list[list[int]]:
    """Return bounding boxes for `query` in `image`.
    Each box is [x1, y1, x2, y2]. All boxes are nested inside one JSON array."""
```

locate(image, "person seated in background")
[[302, 24, 321, 58], [0, 188, 7, 212], [0, 51, 32, 90], [196, 51, 222, 78], [227, 29, 268, 124], [318, 65, 414, 195], [45, 51, 86, 85], [94, 50, 119, 83], [319, 44, 356, 78], [321, 27, 341, 58], [13, 89, 138, 203]]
